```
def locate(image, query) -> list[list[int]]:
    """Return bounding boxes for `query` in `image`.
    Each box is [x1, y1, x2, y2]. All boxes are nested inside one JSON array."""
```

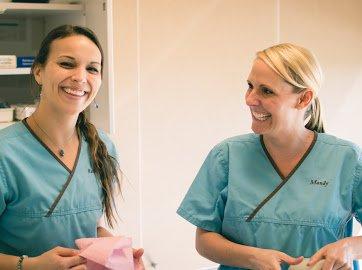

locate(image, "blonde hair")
[[257, 43, 325, 133]]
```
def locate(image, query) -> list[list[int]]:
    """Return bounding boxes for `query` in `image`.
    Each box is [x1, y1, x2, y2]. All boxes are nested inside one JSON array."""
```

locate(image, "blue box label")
[[17, 56, 35, 68]]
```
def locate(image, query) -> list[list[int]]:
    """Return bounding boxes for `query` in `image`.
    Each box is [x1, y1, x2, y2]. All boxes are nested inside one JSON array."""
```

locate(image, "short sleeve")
[[107, 139, 119, 162], [352, 148, 362, 223], [98, 130, 119, 163], [177, 144, 229, 233]]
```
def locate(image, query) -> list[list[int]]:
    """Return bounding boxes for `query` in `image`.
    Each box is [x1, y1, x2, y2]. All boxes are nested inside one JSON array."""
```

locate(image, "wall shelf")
[[0, 0, 113, 132], [0, 3, 84, 16]]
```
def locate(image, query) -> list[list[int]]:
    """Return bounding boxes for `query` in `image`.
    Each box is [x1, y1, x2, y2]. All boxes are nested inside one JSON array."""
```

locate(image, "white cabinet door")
[[85, 0, 114, 134]]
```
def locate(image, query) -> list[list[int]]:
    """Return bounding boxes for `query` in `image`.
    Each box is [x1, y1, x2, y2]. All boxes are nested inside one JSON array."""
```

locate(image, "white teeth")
[[63, 87, 86, 97], [252, 111, 271, 121]]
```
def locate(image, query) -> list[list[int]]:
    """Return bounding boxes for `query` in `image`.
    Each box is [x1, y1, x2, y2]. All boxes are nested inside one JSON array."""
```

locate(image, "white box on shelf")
[[14, 104, 36, 120], [0, 55, 16, 69], [0, 108, 14, 122]]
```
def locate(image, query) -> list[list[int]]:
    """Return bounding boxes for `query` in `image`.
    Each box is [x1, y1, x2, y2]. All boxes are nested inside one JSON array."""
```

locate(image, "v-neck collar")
[[260, 131, 318, 181], [22, 118, 82, 174], [245, 131, 318, 222]]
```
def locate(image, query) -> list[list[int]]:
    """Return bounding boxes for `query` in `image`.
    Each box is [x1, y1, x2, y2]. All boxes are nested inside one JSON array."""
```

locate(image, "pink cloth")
[[75, 237, 134, 270]]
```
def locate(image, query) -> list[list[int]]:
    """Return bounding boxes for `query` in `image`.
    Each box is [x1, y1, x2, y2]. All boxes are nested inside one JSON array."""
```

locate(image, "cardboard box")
[[0, 55, 16, 69], [0, 108, 14, 122]]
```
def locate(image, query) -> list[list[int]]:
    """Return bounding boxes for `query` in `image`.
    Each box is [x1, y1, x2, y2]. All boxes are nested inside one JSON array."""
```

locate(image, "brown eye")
[[59, 62, 74, 68], [87, 66, 100, 74]]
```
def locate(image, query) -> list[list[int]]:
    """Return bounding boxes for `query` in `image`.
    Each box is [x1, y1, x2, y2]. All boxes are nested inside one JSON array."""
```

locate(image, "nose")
[[71, 67, 87, 83], [245, 88, 259, 106]]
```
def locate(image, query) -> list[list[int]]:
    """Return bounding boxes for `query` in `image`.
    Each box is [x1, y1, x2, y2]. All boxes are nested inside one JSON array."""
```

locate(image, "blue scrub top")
[[177, 133, 362, 270], [0, 121, 118, 257]]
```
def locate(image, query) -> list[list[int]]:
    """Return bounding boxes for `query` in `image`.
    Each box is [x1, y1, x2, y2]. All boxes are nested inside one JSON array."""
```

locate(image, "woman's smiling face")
[[245, 58, 303, 136], [34, 34, 102, 115]]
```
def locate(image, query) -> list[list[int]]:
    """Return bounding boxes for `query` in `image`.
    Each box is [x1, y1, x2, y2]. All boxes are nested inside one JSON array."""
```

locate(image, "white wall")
[[279, 0, 362, 145], [112, 1, 362, 269], [110, 0, 142, 246]]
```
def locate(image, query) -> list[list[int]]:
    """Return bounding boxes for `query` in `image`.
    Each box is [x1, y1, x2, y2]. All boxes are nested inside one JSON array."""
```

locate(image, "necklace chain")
[[31, 115, 75, 158]]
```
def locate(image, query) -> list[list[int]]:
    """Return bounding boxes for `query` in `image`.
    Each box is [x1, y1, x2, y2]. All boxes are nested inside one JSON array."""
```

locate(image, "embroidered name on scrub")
[[310, 179, 329, 187]]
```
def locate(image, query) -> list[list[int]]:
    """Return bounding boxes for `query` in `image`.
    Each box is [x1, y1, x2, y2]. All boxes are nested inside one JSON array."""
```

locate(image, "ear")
[[33, 64, 43, 86], [296, 89, 314, 110]]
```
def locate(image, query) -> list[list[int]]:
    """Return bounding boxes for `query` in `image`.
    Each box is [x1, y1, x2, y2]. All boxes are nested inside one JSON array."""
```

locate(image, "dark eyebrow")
[[57, 55, 75, 61], [89, 61, 101, 67], [57, 55, 101, 66]]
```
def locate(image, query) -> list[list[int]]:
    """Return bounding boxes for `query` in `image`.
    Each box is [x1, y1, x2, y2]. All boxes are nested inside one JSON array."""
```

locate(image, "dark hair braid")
[[77, 111, 121, 228]]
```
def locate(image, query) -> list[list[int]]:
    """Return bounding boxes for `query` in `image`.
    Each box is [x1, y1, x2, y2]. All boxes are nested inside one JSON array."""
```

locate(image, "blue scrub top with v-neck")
[[0, 121, 118, 257], [177, 133, 362, 270]]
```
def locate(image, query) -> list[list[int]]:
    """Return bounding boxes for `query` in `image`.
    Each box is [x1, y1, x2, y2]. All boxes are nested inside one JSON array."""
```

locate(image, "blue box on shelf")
[[17, 56, 35, 68]]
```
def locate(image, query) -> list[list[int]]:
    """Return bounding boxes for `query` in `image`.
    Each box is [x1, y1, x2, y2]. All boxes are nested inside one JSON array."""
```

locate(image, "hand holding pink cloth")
[[75, 236, 140, 270]]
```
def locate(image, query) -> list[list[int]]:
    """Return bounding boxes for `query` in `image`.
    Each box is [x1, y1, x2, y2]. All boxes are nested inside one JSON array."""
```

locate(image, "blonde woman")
[[177, 43, 362, 270]]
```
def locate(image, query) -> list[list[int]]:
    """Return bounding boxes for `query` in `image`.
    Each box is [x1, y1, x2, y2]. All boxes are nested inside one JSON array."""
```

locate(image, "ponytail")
[[305, 97, 325, 133], [77, 111, 121, 228]]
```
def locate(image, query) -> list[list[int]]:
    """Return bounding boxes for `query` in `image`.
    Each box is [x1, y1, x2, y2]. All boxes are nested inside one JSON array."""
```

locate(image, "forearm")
[[0, 254, 19, 270], [196, 228, 260, 269], [97, 226, 114, 237], [0, 254, 36, 270]]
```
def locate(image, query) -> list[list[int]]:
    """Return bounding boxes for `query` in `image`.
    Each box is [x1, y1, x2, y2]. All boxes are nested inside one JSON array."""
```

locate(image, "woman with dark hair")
[[177, 43, 362, 270], [0, 25, 144, 269]]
